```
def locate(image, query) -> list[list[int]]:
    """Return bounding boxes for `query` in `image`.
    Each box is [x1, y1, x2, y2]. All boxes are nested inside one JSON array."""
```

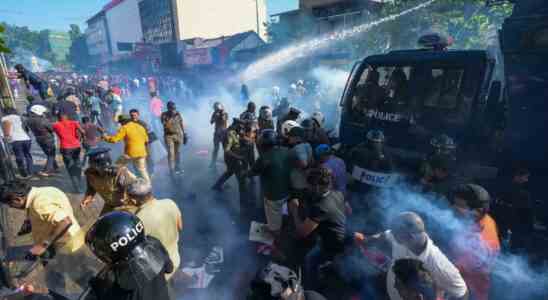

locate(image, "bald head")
[[391, 212, 425, 235]]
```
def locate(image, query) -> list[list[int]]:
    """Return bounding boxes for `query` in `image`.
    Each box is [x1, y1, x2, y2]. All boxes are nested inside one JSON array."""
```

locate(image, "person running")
[[53, 113, 85, 192], [1, 107, 33, 178], [26, 105, 58, 175]]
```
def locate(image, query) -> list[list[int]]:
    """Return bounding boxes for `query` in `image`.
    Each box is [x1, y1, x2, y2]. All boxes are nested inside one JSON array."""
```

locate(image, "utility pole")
[[255, 0, 260, 37], [0, 53, 15, 110]]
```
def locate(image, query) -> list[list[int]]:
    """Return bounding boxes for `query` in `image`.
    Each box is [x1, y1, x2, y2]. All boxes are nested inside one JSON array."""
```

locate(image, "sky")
[[0, 0, 298, 32]]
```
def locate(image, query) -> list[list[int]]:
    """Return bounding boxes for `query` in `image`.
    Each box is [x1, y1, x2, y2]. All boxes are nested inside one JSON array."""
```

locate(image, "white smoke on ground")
[[240, 0, 437, 82]]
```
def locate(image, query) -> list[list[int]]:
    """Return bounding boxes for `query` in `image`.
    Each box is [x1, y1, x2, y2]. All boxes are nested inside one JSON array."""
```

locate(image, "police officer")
[[81, 148, 138, 216], [301, 118, 330, 150], [258, 106, 275, 132], [240, 101, 258, 124], [420, 134, 457, 183], [419, 134, 460, 197], [82, 211, 173, 300], [210, 102, 228, 168], [346, 129, 396, 232], [161, 101, 186, 175]]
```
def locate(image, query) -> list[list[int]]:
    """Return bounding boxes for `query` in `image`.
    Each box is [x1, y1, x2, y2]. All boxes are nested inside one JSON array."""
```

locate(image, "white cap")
[[30, 105, 48, 116]]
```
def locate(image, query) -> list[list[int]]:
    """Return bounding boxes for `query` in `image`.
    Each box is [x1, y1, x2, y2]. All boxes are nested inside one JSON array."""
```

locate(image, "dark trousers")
[[211, 130, 224, 166], [214, 160, 252, 227], [60, 147, 81, 179], [37, 140, 58, 172], [11, 140, 33, 176]]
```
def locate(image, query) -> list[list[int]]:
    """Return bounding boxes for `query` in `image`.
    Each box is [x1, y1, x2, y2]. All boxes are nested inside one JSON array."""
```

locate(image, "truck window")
[[348, 65, 471, 129]]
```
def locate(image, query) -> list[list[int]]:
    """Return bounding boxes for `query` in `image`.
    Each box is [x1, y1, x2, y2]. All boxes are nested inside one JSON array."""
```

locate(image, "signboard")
[[184, 48, 213, 66]]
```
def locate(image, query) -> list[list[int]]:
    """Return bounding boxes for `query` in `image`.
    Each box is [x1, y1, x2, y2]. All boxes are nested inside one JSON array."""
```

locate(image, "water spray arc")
[[241, 0, 438, 82]]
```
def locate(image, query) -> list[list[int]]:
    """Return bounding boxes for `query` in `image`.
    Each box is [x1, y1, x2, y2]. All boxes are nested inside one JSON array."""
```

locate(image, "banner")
[[351, 166, 399, 188], [184, 48, 213, 66]]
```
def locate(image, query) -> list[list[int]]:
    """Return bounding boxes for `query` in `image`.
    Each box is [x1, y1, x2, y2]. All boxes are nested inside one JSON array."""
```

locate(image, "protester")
[[127, 179, 183, 281], [161, 101, 186, 175], [289, 167, 347, 290], [287, 126, 314, 200], [1, 107, 33, 178], [315, 144, 347, 194], [0, 181, 97, 291], [249, 129, 291, 235], [26, 105, 58, 175], [102, 115, 150, 183], [14, 64, 49, 100], [450, 184, 500, 300], [149, 92, 164, 134], [53, 113, 84, 192], [81, 116, 101, 166], [355, 212, 469, 300], [392, 259, 436, 300], [130, 109, 156, 175]]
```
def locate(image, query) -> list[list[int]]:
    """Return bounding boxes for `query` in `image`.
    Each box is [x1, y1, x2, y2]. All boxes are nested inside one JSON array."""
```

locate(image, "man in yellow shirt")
[[101, 115, 150, 183], [127, 179, 182, 281], [0, 181, 98, 291]]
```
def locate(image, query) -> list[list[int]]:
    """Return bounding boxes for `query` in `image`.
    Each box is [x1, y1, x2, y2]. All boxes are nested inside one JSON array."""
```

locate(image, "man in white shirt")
[[1, 108, 33, 177], [355, 212, 469, 300], [127, 179, 183, 281]]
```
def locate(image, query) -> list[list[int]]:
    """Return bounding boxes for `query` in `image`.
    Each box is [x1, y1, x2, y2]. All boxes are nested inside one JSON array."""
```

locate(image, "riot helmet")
[[430, 134, 456, 157], [213, 101, 224, 111], [87, 148, 113, 170], [247, 101, 257, 113], [259, 106, 273, 121], [281, 120, 300, 138], [86, 211, 146, 264], [311, 111, 325, 128], [167, 101, 176, 111], [258, 129, 278, 147]]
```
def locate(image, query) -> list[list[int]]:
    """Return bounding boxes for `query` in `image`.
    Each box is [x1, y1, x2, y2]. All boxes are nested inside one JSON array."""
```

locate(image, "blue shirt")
[[322, 155, 347, 194]]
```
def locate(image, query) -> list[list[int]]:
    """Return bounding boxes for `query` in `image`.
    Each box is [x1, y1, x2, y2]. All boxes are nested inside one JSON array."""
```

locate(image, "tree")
[[0, 24, 10, 53], [68, 24, 82, 41], [68, 36, 89, 71]]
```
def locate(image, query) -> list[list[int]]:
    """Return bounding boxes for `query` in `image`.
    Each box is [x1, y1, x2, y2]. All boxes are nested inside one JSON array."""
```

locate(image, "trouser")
[[37, 82, 49, 100], [117, 155, 150, 183], [214, 161, 252, 226], [11, 140, 33, 177], [60, 147, 82, 180], [82, 144, 97, 166], [304, 246, 334, 290], [165, 134, 182, 173], [146, 143, 155, 174], [211, 130, 224, 166], [90, 110, 101, 125], [37, 139, 58, 172]]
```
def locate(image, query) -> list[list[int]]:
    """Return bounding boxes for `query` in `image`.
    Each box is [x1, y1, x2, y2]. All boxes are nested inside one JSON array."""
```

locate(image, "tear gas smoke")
[[241, 0, 437, 82], [373, 184, 548, 299], [10, 48, 53, 72]]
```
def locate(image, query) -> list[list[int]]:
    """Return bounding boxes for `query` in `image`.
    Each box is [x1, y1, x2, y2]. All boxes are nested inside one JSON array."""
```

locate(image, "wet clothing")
[[85, 166, 138, 215]]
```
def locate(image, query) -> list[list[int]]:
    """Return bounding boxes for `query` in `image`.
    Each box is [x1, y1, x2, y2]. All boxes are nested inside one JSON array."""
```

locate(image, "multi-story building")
[[85, 10, 112, 65], [104, 0, 144, 59], [138, 0, 268, 44], [38, 31, 71, 63]]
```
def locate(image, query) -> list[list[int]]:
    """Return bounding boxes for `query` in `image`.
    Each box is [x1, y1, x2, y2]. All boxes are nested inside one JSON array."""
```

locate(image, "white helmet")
[[281, 120, 301, 138], [311, 111, 325, 128], [297, 80, 304, 86], [213, 101, 224, 111], [30, 104, 48, 116]]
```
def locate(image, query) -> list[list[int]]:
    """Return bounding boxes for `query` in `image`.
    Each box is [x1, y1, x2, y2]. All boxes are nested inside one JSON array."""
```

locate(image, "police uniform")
[[85, 148, 138, 215], [346, 143, 396, 232], [210, 110, 228, 166]]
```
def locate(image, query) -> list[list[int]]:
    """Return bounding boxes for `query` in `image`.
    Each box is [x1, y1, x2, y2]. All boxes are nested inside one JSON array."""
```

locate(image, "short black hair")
[[129, 109, 139, 114], [82, 116, 90, 123], [451, 183, 490, 210], [393, 259, 436, 300], [0, 181, 31, 204]]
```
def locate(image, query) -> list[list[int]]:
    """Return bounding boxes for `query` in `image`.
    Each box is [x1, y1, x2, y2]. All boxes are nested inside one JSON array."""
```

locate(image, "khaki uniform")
[[161, 111, 184, 173], [85, 166, 138, 215]]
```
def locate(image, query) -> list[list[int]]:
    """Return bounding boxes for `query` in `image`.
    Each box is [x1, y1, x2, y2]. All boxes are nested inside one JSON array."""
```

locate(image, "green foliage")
[[0, 24, 10, 53]]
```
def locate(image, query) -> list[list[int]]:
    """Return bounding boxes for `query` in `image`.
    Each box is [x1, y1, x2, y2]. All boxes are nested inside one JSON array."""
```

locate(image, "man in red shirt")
[[149, 92, 164, 135], [53, 113, 85, 192]]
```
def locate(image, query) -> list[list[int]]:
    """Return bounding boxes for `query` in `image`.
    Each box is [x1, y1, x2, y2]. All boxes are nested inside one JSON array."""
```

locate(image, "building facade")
[[45, 31, 71, 62], [85, 10, 112, 65], [138, 0, 177, 44], [104, 0, 144, 59]]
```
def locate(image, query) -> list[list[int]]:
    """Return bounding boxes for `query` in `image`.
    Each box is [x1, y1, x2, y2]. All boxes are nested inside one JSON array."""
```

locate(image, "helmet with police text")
[[311, 111, 325, 128], [258, 129, 278, 147], [430, 134, 456, 156], [281, 120, 301, 138], [87, 147, 113, 169], [86, 211, 146, 264], [259, 106, 273, 121], [213, 101, 224, 111]]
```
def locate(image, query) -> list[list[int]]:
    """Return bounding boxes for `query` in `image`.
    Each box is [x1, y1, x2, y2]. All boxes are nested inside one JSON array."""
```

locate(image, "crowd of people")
[[0, 64, 539, 300]]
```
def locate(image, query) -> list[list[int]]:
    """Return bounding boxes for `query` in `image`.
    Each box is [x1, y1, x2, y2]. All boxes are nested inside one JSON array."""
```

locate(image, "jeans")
[[11, 140, 33, 176], [60, 147, 81, 179], [82, 144, 97, 166], [37, 140, 58, 172]]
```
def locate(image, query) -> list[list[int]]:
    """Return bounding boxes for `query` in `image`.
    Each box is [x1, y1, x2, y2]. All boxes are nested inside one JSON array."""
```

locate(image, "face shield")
[[116, 238, 169, 290]]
